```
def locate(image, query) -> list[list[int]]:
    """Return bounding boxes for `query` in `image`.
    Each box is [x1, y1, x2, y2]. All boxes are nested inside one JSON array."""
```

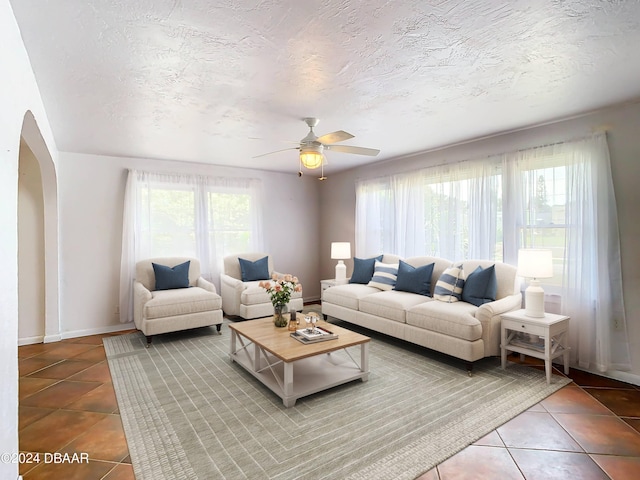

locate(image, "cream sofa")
[[134, 257, 223, 346], [321, 255, 522, 371], [220, 252, 304, 320]]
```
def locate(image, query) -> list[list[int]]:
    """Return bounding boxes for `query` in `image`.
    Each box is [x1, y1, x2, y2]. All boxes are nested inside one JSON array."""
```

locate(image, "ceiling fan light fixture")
[[299, 145, 323, 169]]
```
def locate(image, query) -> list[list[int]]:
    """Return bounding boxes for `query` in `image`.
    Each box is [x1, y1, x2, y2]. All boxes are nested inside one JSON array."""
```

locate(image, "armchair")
[[220, 252, 304, 320], [134, 257, 223, 346]]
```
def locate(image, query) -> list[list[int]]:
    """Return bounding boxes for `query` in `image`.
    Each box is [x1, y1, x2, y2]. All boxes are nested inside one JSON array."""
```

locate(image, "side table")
[[501, 309, 570, 384], [320, 279, 340, 293]]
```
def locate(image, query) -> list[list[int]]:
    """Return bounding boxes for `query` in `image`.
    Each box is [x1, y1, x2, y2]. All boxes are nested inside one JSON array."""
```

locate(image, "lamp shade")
[[517, 249, 553, 279], [331, 242, 351, 259]]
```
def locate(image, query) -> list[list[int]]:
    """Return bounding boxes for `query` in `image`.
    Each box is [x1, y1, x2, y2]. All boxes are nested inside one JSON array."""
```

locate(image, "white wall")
[[57, 152, 321, 336], [320, 100, 640, 385], [0, 1, 58, 478], [18, 139, 45, 344]]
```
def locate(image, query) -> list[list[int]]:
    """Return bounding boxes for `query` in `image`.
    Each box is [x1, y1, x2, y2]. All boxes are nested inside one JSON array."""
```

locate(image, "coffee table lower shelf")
[[230, 340, 369, 407]]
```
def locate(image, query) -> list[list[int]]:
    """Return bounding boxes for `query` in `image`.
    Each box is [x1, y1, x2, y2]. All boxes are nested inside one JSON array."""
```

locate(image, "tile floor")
[[18, 331, 640, 479], [18, 332, 135, 480]]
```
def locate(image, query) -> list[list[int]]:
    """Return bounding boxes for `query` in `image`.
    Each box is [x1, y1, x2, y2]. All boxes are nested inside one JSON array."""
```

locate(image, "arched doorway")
[[19, 111, 59, 343], [18, 138, 46, 343]]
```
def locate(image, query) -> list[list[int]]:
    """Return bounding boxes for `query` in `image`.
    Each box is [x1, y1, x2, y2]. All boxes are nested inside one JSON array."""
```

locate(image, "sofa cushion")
[[406, 301, 482, 342], [349, 255, 384, 284], [240, 283, 272, 306], [322, 284, 380, 310], [462, 265, 497, 307], [433, 265, 466, 302], [145, 287, 221, 319], [368, 261, 399, 290], [238, 256, 270, 281], [394, 260, 434, 296], [359, 290, 432, 323], [152, 260, 191, 291]]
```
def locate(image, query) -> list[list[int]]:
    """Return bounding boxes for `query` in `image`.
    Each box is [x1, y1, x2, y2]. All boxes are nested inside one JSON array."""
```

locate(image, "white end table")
[[501, 309, 571, 384], [320, 279, 339, 292]]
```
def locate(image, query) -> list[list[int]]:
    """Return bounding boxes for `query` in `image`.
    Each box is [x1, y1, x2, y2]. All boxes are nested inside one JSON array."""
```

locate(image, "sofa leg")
[[216, 324, 222, 334], [466, 362, 473, 377], [146, 336, 152, 348]]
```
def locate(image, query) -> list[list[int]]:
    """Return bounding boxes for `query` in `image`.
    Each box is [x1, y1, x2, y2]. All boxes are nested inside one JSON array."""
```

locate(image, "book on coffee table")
[[290, 326, 339, 344]]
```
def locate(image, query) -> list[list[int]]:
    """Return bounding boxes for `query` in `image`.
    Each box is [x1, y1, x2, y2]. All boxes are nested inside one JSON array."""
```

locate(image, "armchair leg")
[[146, 335, 152, 348], [466, 362, 473, 377], [216, 324, 222, 334]]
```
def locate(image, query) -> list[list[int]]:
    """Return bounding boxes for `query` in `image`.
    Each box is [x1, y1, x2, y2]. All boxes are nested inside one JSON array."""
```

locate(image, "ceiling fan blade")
[[317, 130, 354, 145], [252, 147, 299, 158], [325, 144, 380, 156]]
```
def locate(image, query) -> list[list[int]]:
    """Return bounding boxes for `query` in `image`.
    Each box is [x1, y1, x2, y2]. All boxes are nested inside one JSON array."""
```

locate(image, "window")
[[139, 184, 197, 257], [120, 170, 263, 323], [207, 190, 253, 260], [355, 134, 630, 372], [517, 163, 567, 287], [133, 173, 262, 270]]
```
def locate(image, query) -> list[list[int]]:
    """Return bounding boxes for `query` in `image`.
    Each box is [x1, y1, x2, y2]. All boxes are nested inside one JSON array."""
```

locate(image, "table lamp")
[[331, 242, 351, 284], [517, 249, 553, 318]]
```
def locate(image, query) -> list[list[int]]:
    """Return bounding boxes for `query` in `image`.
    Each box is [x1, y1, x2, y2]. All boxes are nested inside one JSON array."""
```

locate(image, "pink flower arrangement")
[[259, 273, 302, 306]]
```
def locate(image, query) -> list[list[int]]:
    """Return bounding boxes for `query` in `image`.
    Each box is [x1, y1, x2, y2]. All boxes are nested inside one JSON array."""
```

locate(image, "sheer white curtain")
[[355, 173, 426, 258], [424, 159, 500, 261], [355, 177, 393, 257], [562, 135, 629, 371], [391, 173, 427, 257], [118, 169, 263, 323], [501, 134, 630, 372], [356, 159, 500, 261], [355, 133, 630, 373]]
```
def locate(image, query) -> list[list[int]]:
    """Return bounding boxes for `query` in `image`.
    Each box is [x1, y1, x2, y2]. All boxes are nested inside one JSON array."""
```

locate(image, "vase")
[[273, 303, 289, 327]]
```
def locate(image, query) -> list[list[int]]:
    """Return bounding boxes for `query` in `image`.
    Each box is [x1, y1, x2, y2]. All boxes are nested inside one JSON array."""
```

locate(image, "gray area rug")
[[104, 319, 571, 480]]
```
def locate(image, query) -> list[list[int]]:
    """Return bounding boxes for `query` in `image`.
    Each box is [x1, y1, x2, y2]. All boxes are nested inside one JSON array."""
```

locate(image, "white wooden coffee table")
[[229, 316, 370, 407]]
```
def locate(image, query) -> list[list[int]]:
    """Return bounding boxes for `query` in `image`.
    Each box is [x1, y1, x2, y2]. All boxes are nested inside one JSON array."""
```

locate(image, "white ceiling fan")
[[253, 117, 380, 180]]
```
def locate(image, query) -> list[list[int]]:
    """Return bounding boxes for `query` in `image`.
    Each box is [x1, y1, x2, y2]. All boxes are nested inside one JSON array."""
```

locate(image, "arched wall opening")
[[18, 138, 45, 343], [19, 111, 59, 344]]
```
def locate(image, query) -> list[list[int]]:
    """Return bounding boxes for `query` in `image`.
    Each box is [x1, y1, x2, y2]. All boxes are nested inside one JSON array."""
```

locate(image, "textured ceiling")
[[10, 0, 640, 176]]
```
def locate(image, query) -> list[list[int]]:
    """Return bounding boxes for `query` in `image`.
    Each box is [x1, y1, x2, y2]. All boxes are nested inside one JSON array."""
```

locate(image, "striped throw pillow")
[[433, 265, 466, 302], [367, 261, 399, 291]]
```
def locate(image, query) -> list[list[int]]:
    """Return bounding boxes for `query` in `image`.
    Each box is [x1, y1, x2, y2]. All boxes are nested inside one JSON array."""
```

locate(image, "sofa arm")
[[220, 273, 245, 316], [133, 281, 152, 328], [475, 293, 523, 357], [476, 293, 522, 319], [197, 277, 217, 294]]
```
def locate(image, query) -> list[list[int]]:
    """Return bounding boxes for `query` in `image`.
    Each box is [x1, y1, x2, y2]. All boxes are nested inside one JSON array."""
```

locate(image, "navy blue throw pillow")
[[394, 261, 435, 296], [238, 256, 270, 282], [461, 265, 497, 307], [152, 260, 190, 291], [349, 255, 384, 284]]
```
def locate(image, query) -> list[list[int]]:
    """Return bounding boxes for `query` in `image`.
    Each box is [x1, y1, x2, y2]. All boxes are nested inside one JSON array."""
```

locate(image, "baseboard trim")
[[44, 333, 62, 344], [18, 335, 45, 346], [21, 324, 136, 344], [60, 322, 136, 340]]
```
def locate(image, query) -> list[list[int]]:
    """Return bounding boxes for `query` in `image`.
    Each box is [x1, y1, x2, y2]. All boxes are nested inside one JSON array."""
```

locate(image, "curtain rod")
[[356, 132, 606, 183]]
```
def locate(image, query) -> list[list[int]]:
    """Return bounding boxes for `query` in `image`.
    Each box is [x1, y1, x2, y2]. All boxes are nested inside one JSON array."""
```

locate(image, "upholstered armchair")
[[220, 252, 304, 320], [134, 257, 223, 346]]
